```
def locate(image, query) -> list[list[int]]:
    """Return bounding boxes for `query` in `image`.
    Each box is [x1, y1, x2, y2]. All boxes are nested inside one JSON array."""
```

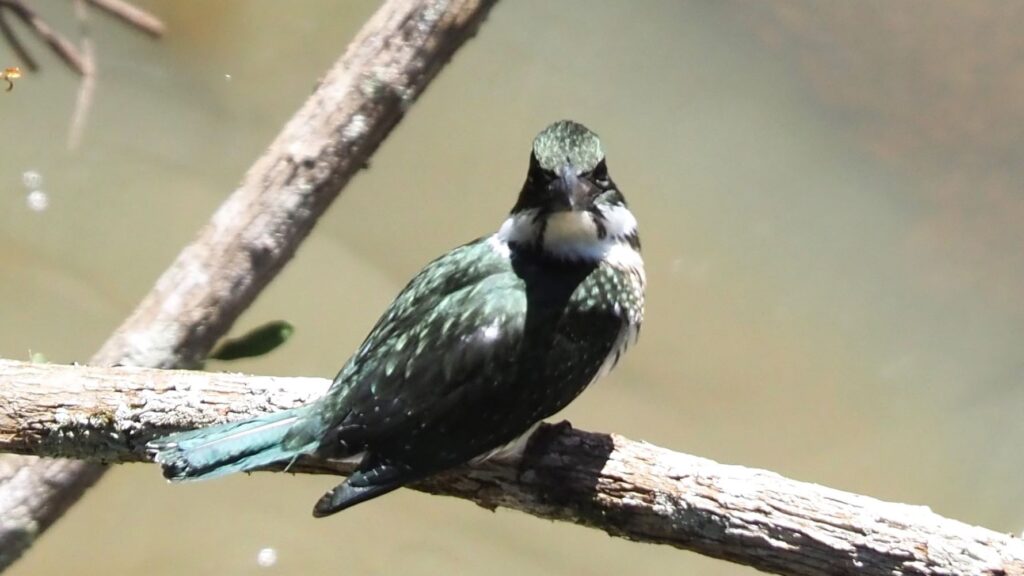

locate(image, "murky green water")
[[3, 2, 1023, 574]]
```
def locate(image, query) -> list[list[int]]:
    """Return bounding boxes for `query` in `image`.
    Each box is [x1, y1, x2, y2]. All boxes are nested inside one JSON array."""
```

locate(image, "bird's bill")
[[551, 164, 596, 212]]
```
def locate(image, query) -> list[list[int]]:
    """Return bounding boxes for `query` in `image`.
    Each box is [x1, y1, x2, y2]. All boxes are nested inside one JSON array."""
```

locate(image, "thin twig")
[[0, 358, 1022, 576], [0, 0, 85, 74], [67, 0, 96, 149], [0, 0, 163, 77], [84, 0, 164, 37], [0, 10, 36, 71]]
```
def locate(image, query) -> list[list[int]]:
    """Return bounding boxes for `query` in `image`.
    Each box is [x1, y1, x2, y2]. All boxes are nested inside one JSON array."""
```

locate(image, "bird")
[[147, 120, 646, 517]]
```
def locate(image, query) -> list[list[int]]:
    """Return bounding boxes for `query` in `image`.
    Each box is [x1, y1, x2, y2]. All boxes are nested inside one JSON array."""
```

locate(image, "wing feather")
[[319, 239, 526, 441]]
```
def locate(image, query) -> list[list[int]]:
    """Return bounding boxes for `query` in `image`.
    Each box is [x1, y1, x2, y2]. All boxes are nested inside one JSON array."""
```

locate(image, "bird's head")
[[497, 120, 639, 262]]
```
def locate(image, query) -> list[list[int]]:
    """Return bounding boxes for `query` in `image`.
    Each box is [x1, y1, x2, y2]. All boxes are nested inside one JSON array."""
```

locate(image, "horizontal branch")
[[0, 359, 1021, 575]]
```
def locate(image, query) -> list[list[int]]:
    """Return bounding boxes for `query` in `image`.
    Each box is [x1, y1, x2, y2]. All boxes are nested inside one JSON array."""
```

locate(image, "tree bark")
[[1, 359, 1022, 576], [0, 0, 498, 570]]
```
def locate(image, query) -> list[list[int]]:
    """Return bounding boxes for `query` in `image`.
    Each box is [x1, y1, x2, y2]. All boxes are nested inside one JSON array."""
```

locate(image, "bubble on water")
[[26, 190, 49, 212], [22, 170, 42, 190], [256, 547, 277, 568], [224, 74, 232, 81]]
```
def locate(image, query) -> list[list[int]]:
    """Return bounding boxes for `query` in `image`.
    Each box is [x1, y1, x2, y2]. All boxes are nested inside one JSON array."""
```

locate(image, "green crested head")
[[501, 120, 638, 261], [510, 120, 623, 216], [531, 120, 604, 174]]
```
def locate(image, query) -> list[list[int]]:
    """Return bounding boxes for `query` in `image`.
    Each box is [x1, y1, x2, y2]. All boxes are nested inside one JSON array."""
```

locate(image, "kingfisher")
[[148, 120, 645, 517]]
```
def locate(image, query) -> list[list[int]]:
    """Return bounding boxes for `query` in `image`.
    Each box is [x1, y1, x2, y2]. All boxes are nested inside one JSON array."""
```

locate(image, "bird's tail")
[[147, 406, 321, 482]]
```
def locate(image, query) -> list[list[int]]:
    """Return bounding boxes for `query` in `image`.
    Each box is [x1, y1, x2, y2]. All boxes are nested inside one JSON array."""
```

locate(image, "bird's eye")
[[591, 160, 610, 188]]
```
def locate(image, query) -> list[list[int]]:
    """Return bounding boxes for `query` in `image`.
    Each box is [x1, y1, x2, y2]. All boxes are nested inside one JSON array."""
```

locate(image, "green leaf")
[[209, 321, 294, 361]]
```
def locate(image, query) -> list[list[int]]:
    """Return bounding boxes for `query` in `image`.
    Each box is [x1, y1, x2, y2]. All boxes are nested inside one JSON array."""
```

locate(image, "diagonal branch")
[[0, 0, 499, 570], [0, 358, 1021, 576]]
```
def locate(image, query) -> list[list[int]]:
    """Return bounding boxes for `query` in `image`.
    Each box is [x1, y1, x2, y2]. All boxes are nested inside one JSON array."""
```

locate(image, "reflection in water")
[[25, 190, 48, 212], [2, 2, 1023, 576], [256, 547, 277, 568], [21, 171, 48, 212]]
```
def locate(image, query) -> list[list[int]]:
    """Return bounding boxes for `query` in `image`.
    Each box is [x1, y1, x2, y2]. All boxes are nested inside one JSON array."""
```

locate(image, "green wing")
[[319, 238, 527, 441]]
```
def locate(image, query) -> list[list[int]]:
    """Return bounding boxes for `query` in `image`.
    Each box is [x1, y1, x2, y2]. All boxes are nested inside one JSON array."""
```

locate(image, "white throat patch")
[[543, 211, 601, 257], [493, 204, 640, 265]]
